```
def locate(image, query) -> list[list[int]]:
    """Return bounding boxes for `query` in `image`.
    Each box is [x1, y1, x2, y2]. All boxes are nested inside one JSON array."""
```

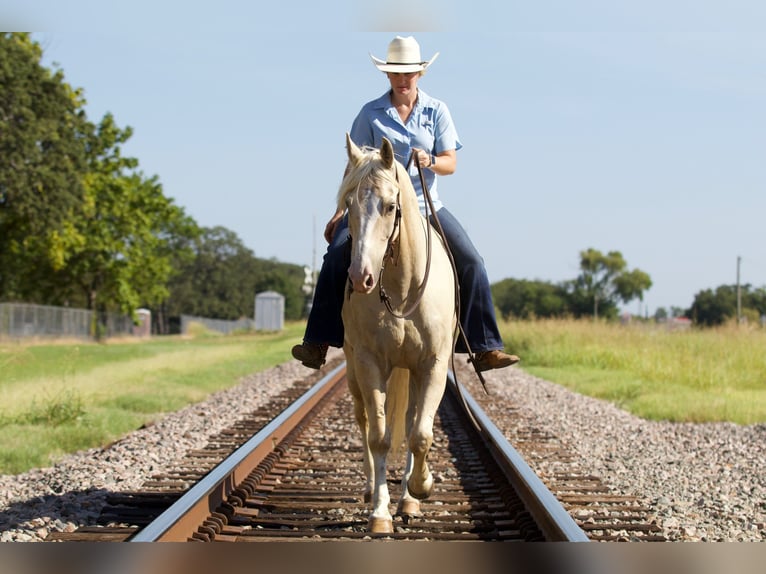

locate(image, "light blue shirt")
[[349, 89, 462, 214]]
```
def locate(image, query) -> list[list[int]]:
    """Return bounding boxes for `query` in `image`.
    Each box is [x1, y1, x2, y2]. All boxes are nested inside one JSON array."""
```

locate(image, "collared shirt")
[[349, 89, 462, 213]]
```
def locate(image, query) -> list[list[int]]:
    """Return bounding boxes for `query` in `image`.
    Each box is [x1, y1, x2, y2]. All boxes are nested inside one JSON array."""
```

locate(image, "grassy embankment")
[[0, 322, 304, 474], [2, 319, 764, 475], [499, 318, 766, 425]]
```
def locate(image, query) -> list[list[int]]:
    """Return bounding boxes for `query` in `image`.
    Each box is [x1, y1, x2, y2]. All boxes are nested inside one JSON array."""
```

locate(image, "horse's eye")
[[386, 203, 397, 215]]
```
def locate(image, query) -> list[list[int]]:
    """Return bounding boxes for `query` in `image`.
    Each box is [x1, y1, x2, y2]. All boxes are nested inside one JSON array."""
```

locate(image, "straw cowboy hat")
[[370, 36, 439, 73]]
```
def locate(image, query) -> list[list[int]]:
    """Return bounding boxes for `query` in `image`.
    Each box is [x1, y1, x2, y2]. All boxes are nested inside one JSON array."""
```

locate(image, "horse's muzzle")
[[348, 263, 377, 294], [349, 273, 376, 294]]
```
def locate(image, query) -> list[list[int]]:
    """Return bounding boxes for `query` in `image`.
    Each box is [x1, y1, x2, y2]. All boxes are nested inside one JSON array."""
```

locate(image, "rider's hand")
[[324, 210, 345, 243], [411, 147, 431, 169]]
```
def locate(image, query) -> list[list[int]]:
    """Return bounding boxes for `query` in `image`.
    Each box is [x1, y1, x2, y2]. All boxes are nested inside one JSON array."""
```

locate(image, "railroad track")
[[49, 360, 663, 542]]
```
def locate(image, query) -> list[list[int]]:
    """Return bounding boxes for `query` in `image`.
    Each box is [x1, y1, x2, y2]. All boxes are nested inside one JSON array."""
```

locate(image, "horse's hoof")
[[396, 499, 423, 520], [407, 474, 434, 500], [368, 516, 393, 533]]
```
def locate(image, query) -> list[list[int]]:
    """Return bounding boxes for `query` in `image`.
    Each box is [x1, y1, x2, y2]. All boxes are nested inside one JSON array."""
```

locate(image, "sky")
[[4, 1, 765, 314]]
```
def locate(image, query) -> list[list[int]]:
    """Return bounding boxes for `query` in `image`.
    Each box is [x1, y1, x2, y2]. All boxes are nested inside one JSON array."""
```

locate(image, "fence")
[[0, 302, 137, 340], [180, 314, 255, 335]]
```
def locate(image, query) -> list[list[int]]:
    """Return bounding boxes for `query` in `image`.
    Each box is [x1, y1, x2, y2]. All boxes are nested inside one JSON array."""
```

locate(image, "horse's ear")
[[346, 133, 363, 166], [380, 137, 395, 169]]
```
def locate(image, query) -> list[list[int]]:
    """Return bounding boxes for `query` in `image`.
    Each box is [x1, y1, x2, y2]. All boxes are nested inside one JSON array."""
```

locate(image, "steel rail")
[[446, 371, 590, 542], [131, 361, 586, 542], [130, 362, 346, 542]]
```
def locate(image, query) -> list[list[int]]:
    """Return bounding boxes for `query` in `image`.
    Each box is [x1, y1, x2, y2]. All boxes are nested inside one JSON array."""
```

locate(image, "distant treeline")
[[493, 278, 766, 326]]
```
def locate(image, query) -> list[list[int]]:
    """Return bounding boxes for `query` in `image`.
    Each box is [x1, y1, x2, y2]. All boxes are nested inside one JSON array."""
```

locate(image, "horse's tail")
[[386, 367, 410, 460]]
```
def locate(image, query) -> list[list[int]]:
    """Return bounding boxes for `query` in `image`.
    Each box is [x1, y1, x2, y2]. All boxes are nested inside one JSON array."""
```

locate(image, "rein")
[[378, 152, 488, 394], [377, 159, 433, 319]]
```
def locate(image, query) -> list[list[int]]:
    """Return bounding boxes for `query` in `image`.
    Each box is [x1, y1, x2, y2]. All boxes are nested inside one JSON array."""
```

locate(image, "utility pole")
[[302, 216, 319, 315], [736, 255, 742, 324]]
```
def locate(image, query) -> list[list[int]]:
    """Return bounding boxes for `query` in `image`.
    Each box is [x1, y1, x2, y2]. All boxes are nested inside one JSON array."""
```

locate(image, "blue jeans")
[[304, 208, 504, 353]]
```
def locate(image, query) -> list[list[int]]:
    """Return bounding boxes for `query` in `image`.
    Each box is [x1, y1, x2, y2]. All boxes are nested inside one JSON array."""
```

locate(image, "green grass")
[[0, 322, 304, 474], [499, 318, 766, 425], [5, 317, 765, 474]]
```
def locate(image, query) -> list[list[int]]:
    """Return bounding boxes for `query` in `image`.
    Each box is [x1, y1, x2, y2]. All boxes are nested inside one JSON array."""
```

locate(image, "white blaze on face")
[[348, 186, 392, 294]]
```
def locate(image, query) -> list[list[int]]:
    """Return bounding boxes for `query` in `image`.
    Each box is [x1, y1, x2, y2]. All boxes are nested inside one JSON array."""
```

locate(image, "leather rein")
[[376, 152, 489, 394], [376, 156, 433, 319]]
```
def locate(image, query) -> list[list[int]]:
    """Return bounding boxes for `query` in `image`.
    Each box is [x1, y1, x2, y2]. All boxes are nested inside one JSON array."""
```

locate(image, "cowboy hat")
[[370, 36, 439, 73]]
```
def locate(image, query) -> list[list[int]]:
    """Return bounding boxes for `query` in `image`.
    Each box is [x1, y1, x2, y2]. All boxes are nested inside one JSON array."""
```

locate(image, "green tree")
[[251, 258, 306, 320], [167, 226, 259, 320], [688, 285, 737, 326], [50, 114, 197, 324], [670, 306, 686, 319], [0, 33, 89, 299], [492, 278, 569, 319], [163, 227, 306, 326], [688, 284, 766, 327], [750, 287, 766, 317], [569, 248, 652, 319]]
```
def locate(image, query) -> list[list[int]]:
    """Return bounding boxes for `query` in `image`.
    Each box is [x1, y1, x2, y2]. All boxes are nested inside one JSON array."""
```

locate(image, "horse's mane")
[[336, 146, 408, 212]]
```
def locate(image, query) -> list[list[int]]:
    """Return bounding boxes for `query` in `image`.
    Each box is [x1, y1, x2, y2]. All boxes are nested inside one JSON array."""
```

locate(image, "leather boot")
[[470, 350, 520, 372], [291, 342, 329, 369]]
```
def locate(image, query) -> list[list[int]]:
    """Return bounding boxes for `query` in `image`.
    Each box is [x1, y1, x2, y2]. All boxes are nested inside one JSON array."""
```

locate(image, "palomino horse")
[[340, 134, 457, 533]]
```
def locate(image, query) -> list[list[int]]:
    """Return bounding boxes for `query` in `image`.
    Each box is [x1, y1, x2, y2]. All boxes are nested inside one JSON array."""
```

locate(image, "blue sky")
[[5, 1, 765, 314]]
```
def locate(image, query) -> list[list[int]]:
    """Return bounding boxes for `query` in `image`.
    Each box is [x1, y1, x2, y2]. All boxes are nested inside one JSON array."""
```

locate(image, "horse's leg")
[[406, 367, 448, 500], [364, 384, 394, 533], [397, 450, 423, 521], [397, 385, 422, 521], [346, 369, 373, 503]]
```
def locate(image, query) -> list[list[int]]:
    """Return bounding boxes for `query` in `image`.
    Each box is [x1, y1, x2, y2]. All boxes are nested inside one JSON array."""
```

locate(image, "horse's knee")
[[408, 430, 433, 457]]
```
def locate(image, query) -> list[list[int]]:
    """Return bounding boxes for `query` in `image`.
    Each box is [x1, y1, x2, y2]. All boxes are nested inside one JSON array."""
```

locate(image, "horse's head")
[[341, 134, 401, 294]]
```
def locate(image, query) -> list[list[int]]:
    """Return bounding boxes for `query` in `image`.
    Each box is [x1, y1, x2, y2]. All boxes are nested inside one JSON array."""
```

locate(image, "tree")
[[688, 285, 737, 326], [162, 227, 307, 326], [751, 287, 766, 317], [0, 33, 89, 299], [49, 114, 197, 323], [569, 248, 652, 319], [688, 284, 765, 326], [165, 226, 258, 320], [670, 306, 686, 318], [491, 278, 569, 319], [251, 258, 306, 320]]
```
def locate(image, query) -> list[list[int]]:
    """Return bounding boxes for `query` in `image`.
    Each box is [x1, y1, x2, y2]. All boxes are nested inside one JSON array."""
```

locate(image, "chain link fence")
[[0, 303, 137, 341], [180, 314, 255, 335], [0, 303, 278, 340]]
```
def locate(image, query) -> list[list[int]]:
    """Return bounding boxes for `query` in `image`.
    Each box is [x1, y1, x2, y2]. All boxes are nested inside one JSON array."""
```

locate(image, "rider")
[[292, 35, 519, 373]]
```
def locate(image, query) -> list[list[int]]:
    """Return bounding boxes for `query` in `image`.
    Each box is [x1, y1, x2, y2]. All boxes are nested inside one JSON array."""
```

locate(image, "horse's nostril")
[[365, 275, 374, 288]]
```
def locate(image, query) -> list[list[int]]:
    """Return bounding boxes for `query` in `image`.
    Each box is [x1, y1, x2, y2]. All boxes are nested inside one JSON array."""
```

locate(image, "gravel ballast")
[[2, 350, 764, 542]]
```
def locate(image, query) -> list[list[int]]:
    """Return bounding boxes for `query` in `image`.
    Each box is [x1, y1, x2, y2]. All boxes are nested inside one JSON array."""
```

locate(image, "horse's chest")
[[345, 307, 425, 347]]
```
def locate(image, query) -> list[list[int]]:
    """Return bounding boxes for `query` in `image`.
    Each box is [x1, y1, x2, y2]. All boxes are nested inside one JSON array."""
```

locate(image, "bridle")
[[355, 151, 489, 394], [376, 158, 433, 319]]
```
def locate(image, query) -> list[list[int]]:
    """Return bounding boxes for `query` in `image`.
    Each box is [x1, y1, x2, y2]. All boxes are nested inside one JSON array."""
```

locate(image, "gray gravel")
[[465, 365, 766, 542], [2, 349, 764, 542]]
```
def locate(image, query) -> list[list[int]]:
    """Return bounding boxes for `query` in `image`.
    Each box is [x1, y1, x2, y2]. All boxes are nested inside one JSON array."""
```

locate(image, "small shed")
[[132, 308, 152, 338], [254, 291, 284, 332]]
